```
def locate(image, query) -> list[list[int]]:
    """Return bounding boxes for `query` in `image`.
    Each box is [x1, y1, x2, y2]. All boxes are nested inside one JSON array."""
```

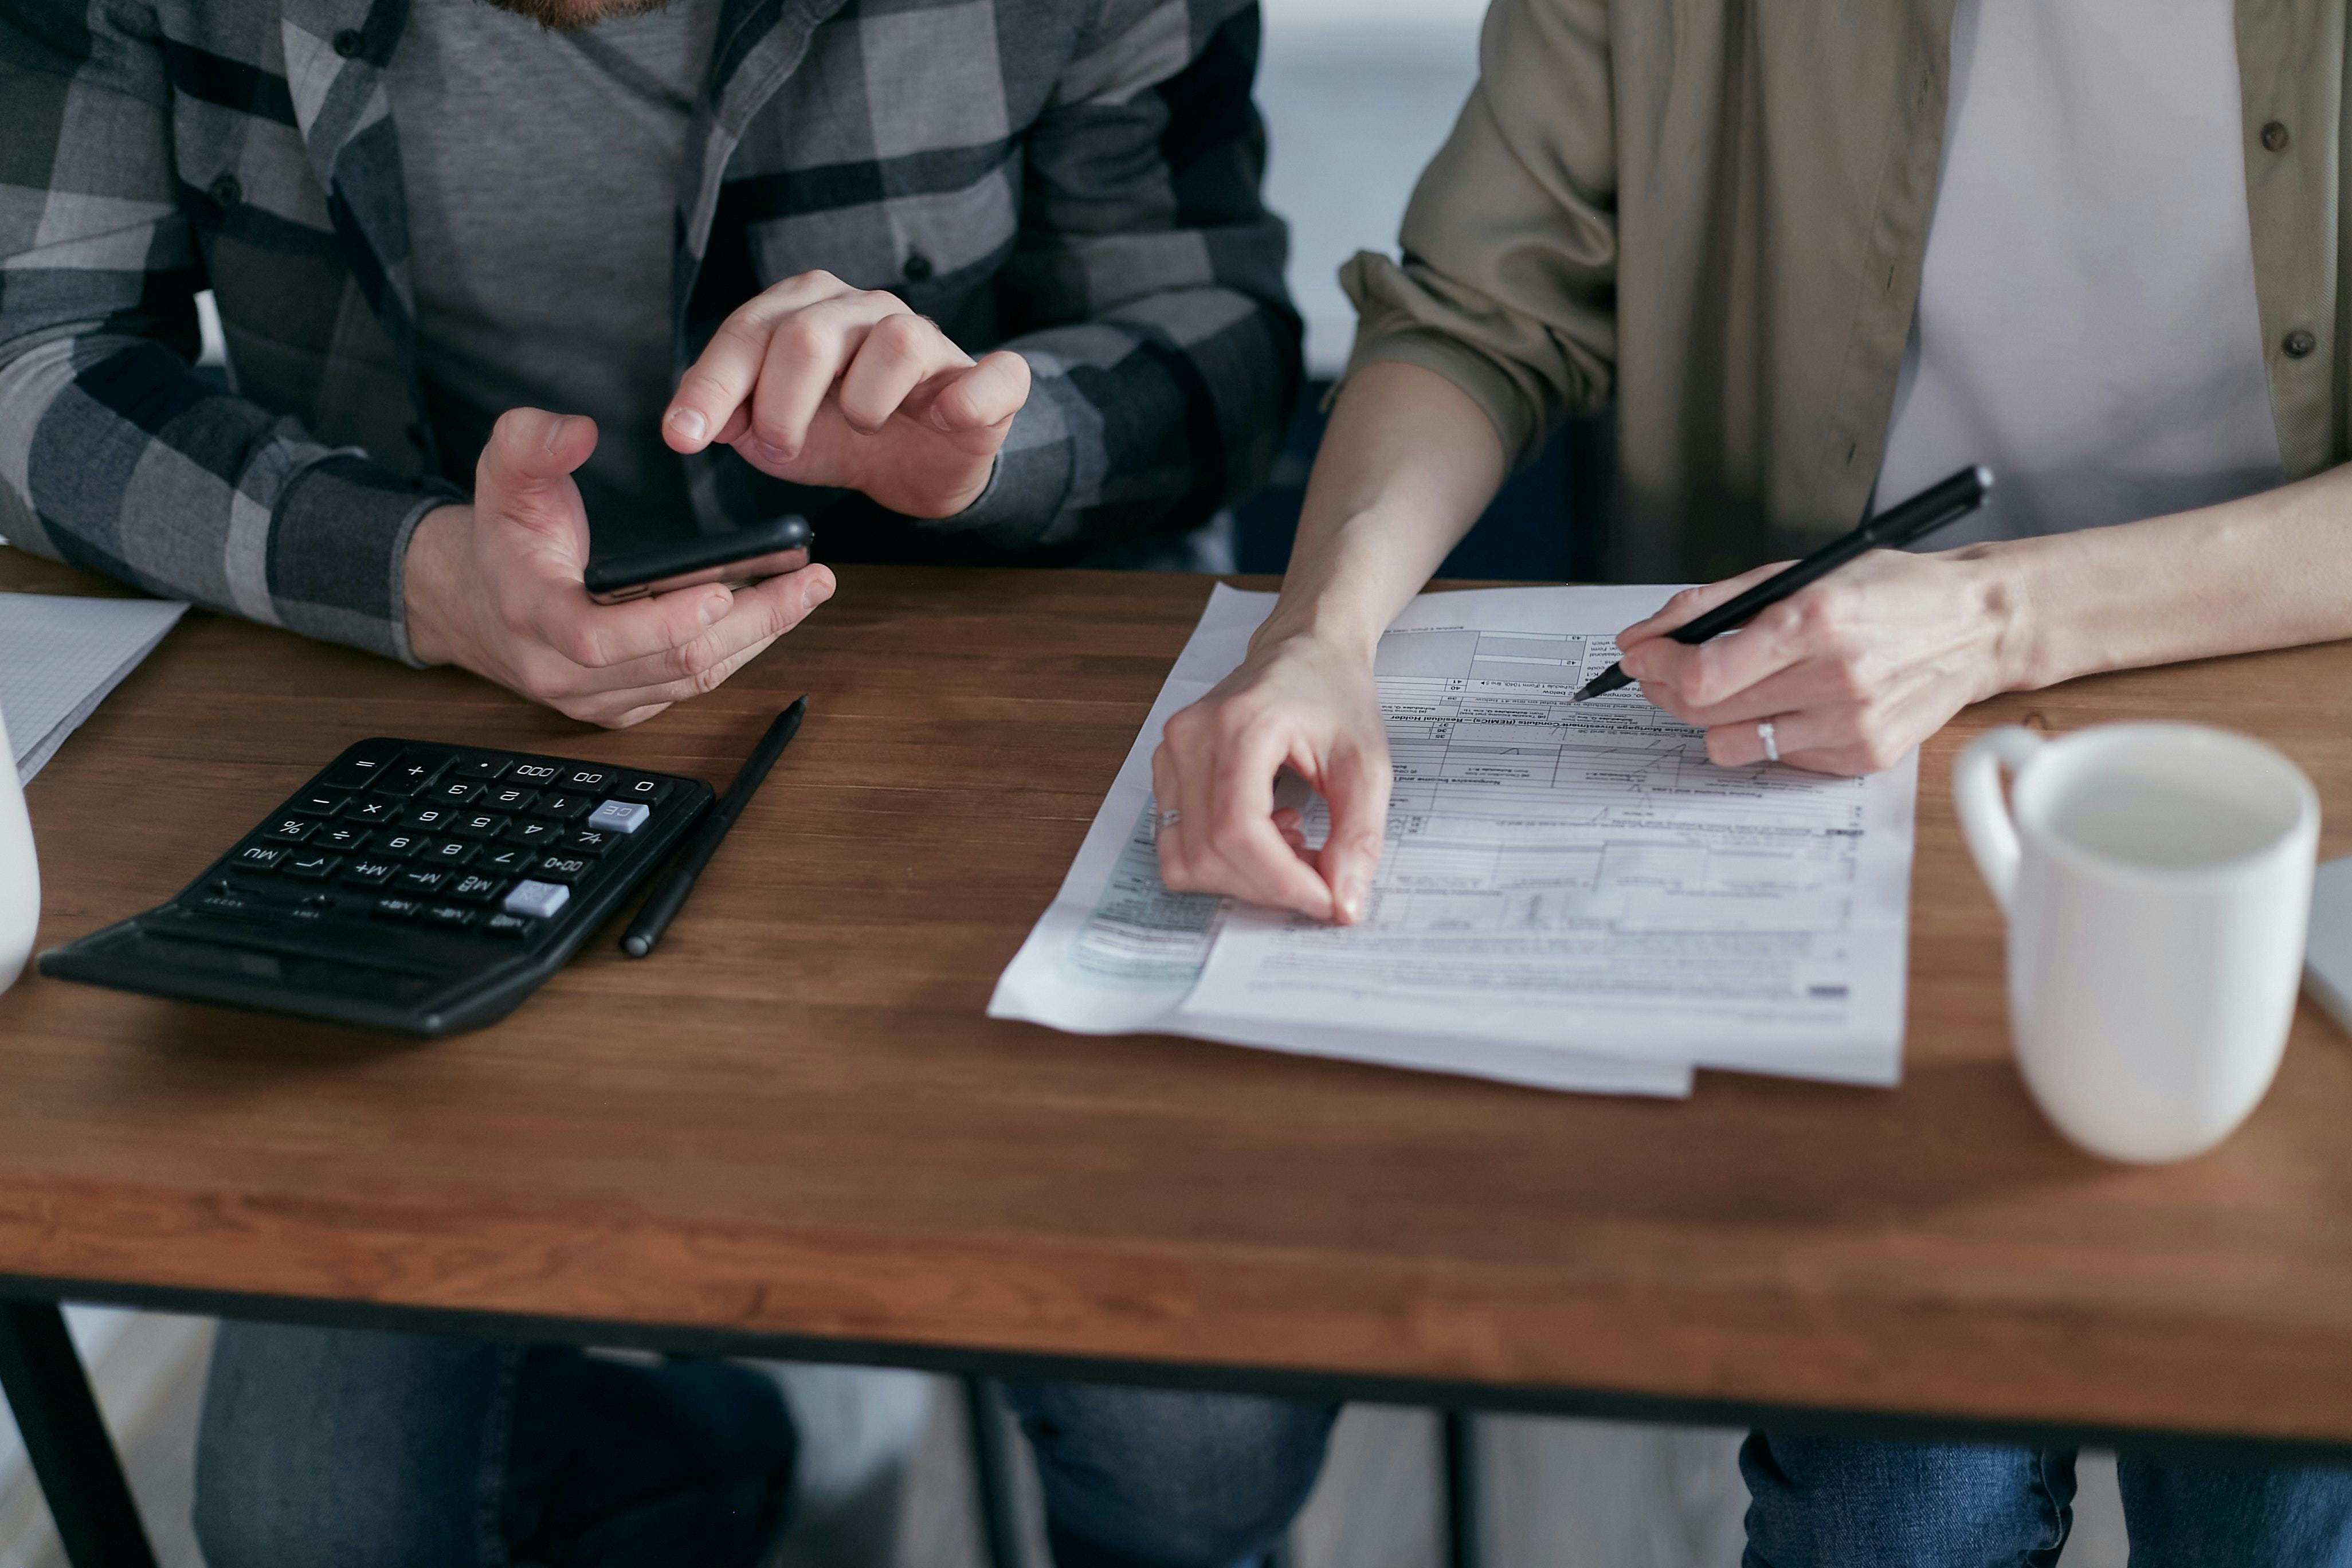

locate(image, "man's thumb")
[[477, 408, 596, 509]]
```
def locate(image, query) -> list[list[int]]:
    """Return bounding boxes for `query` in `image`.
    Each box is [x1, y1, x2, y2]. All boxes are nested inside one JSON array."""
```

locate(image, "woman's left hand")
[[1613, 547, 2026, 775]]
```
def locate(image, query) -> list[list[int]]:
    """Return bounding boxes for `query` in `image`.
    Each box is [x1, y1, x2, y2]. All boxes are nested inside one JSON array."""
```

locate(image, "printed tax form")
[[990, 585, 1919, 1092]]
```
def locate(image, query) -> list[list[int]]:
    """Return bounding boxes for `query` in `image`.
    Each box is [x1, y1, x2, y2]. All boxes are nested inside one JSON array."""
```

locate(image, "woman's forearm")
[[1985, 462, 2352, 692], [1253, 360, 1508, 658]]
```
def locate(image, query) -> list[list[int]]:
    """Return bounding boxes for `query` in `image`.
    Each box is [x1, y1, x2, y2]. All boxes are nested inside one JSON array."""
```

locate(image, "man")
[[0, 0, 1299, 719], [0, 0, 1336, 1556], [1151, 0, 2352, 1561]]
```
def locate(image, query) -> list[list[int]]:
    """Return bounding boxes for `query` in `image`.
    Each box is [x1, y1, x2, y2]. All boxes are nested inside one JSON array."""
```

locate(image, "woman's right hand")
[[1151, 631, 1391, 924]]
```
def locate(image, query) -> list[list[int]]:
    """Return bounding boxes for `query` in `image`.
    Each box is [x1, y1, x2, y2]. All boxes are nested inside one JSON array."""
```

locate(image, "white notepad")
[[0, 593, 189, 783]]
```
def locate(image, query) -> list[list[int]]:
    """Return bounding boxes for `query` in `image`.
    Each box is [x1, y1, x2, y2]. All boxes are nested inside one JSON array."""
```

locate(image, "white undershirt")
[[1875, 0, 2284, 546]]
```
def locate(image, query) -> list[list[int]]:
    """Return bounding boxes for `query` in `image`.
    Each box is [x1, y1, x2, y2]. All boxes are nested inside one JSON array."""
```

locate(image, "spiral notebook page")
[[0, 593, 189, 783]]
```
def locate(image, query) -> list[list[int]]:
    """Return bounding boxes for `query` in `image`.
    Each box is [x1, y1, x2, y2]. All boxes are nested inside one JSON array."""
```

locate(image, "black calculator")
[[40, 739, 713, 1036]]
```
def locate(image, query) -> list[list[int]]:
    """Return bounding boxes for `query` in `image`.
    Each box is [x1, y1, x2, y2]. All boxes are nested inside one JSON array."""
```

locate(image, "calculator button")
[[585, 801, 650, 835], [452, 756, 510, 780], [484, 786, 539, 813], [477, 845, 539, 877], [262, 816, 319, 844], [232, 844, 289, 872], [281, 851, 340, 880], [426, 838, 479, 867], [402, 804, 458, 832], [371, 896, 426, 922], [345, 798, 399, 826], [445, 872, 505, 904], [420, 903, 476, 930], [321, 740, 405, 790], [530, 854, 593, 884], [561, 766, 619, 794], [481, 912, 534, 939], [505, 818, 565, 849], [190, 891, 274, 922], [509, 761, 564, 785], [503, 879, 571, 919], [371, 751, 449, 796], [427, 780, 484, 807], [530, 793, 594, 822], [315, 825, 371, 854], [373, 831, 429, 860], [449, 812, 510, 840], [563, 828, 617, 857], [289, 789, 347, 818], [395, 868, 449, 895], [339, 858, 399, 887], [612, 775, 675, 805]]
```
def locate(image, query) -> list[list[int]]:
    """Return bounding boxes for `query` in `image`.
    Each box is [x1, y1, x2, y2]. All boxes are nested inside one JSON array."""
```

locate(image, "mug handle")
[[1952, 726, 2044, 915]]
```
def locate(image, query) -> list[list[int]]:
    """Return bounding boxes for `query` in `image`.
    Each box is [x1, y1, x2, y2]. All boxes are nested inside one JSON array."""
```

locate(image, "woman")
[[1155, 0, 2352, 1560]]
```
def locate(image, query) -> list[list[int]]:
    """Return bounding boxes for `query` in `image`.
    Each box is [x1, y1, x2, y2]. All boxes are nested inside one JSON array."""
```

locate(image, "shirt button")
[[2261, 120, 2290, 152], [901, 252, 934, 281], [332, 27, 365, 57], [209, 174, 241, 207], [2284, 328, 2318, 359]]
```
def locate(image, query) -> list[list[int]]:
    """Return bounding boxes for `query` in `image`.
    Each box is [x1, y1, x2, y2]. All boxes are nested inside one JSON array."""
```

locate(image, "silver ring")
[[1757, 720, 1779, 765], [1157, 807, 1182, 830]]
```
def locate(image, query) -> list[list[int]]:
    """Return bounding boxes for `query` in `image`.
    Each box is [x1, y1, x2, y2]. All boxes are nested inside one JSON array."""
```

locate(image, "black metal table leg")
[[0, 1300, 157, 1568], [1444, 1408, 1481, 1568], [963, 1373, 1023, 1568]]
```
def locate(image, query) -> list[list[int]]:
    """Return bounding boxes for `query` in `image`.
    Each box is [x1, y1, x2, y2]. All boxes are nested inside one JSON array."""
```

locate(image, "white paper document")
[[0, 593, 189, 783], [990, 584, 1919, 1093]]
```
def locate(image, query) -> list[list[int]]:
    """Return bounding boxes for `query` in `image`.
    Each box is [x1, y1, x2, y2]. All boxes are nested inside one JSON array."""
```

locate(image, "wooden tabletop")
[[4, 548, 2351, 1449]]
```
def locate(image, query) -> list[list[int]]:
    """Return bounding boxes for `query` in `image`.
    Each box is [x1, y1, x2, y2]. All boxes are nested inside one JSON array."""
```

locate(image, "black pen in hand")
[[1569, 464, 1994, 704], [620, 696, 807, 958]]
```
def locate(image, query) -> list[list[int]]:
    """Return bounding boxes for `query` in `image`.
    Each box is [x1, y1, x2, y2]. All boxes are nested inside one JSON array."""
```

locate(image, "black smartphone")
[[582, 516, 815, 605]]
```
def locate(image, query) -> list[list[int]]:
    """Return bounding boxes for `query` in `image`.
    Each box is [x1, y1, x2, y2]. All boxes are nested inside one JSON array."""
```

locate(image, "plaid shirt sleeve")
[[0, 0, 457, 662], [946, 0, 1302, 552]]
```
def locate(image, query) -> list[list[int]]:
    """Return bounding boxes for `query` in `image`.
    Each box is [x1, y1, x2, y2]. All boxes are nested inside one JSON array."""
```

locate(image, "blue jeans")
[[193, 1323, 1338, 1568], [1742, 1433, 2352, 1567]]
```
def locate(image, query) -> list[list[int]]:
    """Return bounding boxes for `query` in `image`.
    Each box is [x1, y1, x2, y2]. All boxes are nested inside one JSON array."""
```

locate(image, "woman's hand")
[[1153, 632, 1391, 923], [1614, 547, 2028, 775]]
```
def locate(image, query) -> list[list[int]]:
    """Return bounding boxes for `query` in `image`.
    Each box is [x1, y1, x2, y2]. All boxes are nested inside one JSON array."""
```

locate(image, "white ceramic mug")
[[1953, 722, 2320, 1162], [0, 703, 36, 994]]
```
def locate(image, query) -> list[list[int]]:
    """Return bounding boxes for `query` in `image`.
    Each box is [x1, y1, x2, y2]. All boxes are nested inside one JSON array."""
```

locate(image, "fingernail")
[[543, 414, 571, 453], [700, 593, 727, 626], [668, 406, 706, 444], [1338, 877, 1366, 924], [801, 574, 834, 613]]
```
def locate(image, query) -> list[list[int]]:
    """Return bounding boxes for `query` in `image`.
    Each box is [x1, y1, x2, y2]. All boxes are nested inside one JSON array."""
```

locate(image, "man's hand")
[[405, 407, 834, 727], [662, 271, 1032, 519], [1614, 547, 2026, 774], [1152, 632, 1393, 924]]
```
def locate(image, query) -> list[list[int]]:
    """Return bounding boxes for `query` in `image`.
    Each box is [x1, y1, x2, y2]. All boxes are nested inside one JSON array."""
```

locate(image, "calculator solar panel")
[[39, 738, 714, 1036]]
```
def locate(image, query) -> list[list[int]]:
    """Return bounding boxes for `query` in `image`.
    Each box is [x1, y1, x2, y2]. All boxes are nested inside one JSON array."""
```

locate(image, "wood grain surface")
[[4, 548, 2351, 1445]]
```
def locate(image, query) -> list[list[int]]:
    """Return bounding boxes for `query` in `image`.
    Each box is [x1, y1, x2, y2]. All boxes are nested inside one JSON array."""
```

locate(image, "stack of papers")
[[990, 585, 1919, 1096], [0, 593, 189, 783]]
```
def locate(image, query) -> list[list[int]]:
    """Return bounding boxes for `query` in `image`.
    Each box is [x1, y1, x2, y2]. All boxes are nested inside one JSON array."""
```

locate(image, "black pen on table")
[[620, 696, 807, 958], [1569, 463, 1995, 704]]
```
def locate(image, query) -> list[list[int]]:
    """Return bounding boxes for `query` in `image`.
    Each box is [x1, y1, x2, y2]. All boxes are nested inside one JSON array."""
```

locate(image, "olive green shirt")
[[1340, 0, 2346, 581]]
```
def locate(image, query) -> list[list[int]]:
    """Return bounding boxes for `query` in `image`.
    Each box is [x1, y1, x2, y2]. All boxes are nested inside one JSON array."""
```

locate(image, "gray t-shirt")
[[1876, 0, 2285, 545], [384, 0, 721, 552]]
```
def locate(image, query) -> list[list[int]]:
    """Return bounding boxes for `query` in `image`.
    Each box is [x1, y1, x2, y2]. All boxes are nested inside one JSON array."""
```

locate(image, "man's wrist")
[[403, 504, 471, 668]]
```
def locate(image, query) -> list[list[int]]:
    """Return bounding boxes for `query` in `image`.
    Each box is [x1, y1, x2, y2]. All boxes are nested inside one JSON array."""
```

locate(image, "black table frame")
[[8, 1270, 2349, 1568]]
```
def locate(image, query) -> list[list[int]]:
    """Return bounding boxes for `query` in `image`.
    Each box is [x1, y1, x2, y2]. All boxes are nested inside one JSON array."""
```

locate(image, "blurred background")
[[0, 3, 2130, 1563]]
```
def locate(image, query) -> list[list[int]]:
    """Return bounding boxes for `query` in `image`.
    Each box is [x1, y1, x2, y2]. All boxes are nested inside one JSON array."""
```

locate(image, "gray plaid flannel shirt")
[[0, 0, 1299, 660]]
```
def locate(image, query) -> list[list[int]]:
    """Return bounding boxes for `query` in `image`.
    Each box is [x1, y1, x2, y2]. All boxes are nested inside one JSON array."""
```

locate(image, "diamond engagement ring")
[[1157, 807, 1182, 830], [1757, 720, 1780, 765]]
